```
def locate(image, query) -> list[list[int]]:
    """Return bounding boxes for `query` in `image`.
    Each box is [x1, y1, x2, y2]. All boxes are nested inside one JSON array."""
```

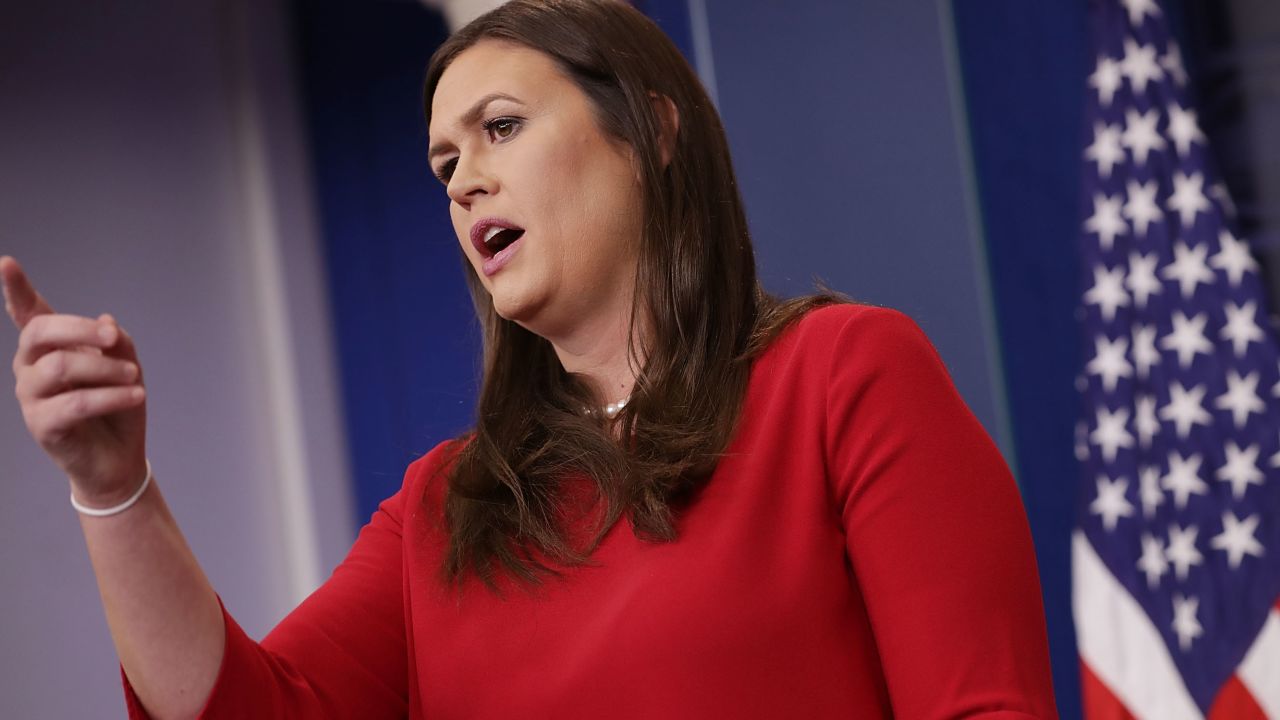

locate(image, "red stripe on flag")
[[1080, 659, 1138, 720], [1208, 675, 1267, 720]]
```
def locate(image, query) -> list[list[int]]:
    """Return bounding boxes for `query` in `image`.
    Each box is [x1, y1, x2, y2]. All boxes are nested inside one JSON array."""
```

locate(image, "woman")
[[2, 1, 1057, 717]]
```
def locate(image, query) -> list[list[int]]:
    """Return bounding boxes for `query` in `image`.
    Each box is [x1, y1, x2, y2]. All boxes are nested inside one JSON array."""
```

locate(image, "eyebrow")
[[427, 92, 526, 163]]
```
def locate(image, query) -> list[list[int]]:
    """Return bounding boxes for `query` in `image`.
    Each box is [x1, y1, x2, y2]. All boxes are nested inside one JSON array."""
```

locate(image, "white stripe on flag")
[[1238, 608, 1280, 718], [1072, 531, 1203, 720]]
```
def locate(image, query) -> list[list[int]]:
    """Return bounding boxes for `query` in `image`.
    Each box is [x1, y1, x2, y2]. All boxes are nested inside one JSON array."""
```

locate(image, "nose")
[[446, 152, 496, 209]]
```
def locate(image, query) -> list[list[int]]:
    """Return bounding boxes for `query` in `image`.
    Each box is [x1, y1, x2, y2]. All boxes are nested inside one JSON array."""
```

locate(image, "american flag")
[[1072, 0, 1280, 718]]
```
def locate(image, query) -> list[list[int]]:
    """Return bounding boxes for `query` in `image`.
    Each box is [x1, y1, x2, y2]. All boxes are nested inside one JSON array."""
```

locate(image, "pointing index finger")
[[0, 256, 55, 329]]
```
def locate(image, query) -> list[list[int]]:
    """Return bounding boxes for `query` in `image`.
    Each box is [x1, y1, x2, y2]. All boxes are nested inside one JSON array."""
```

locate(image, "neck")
[[544, 302, 644, 407]]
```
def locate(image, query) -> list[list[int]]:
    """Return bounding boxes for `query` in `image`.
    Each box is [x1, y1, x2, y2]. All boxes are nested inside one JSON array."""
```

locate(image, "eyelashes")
[[434, 116, 525, 185], [482, 116, 522, 142], [434, 158, 458, 184]]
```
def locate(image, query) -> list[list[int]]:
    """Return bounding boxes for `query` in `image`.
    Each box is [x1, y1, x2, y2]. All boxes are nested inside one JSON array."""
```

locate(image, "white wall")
[[0, 2, 353, 717]]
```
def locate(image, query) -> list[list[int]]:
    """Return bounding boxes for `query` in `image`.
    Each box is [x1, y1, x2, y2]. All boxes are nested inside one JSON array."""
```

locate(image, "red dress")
[[124, 304, 1058, 718]]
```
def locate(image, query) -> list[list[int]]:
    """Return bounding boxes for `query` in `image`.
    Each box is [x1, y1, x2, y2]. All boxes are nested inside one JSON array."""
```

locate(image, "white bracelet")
[[69, 460, 153, 517]]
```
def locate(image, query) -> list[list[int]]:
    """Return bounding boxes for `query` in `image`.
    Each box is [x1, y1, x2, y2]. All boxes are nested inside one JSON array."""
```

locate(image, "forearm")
[[79, 477, 224, 720]]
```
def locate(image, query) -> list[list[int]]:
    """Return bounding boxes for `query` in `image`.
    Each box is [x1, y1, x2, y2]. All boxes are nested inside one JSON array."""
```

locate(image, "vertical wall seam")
[[936, 0, 1023, 485], [687, 0, 720, 106], [224, 0, 322, 604]]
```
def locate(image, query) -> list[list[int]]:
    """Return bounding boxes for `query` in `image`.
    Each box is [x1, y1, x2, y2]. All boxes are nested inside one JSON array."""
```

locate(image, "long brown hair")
[[423, 0, 838, 590]]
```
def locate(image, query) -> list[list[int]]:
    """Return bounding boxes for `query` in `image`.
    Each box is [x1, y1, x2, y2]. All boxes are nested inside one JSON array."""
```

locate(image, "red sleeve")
[[121, 452, 430, 719], [824, 307, 1058, 719]]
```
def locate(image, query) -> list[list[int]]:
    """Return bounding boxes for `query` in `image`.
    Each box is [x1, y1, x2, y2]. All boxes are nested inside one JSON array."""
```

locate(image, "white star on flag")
[[1091, 475, 1136, 531], [1122, 109, 1165, 165], [1084, 265, 1130, 322], [1216, 441, 1264, 500], [1131, 324, 1160, 379], [1159, 312, 1212, 368], [1162, 451, 1209, 509], [1221, 301, 1264, 357], [1162, 243, 1214, 299], [1209, 512, 1265, 569], [1087, 335, 1133, 392], [1166, 523, 1205, 579], [1123, 179, 1163, 238], [1135, 394, 1159, 447], [1137, 532, 1169, 587], [1160, 381, 1212, 438], [1209, 230, 1259, 286], [1168, 172, 1211, 228], [1172, 593, 1203, 651], [1120, 39, 1164, 94], [1086, 123, 1126, 180], [1166, 104, 1206, 156], [1126, 251, 1162, 308], [1092, 405, 1135, 462], [1090, 55, 1124, 107], [1214, 369, 1264, 429], [1086, 193, 1128, 250]]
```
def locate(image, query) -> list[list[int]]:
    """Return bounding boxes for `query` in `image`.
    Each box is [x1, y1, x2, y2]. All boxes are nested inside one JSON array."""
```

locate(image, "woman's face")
[[429, 40, 644, 338]]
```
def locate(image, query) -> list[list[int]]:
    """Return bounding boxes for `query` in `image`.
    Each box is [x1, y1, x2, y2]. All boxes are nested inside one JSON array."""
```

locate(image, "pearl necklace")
[[586, 395, 630, 419]]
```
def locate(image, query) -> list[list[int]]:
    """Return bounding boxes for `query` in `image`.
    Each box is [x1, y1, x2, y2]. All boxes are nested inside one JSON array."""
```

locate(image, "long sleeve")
[[824, 308, 1057, 719], [122, 456, 423, 719]]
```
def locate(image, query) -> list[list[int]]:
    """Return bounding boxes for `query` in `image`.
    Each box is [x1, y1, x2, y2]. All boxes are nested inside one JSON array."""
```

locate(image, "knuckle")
[[69, 391, 90, 416], [14, 372, 30, 401], [18, 319, 43, 352], [25, 314, 50, 340], [45, 351, 69, 384], [23, 406, 48, 438]]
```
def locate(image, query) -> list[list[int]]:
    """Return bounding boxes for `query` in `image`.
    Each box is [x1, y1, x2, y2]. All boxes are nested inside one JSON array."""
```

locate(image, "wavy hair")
[[423, 0, 838, 589]]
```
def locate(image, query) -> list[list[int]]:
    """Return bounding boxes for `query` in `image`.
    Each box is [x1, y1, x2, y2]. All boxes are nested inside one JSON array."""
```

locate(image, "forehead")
[[429, 40, 565, 135]]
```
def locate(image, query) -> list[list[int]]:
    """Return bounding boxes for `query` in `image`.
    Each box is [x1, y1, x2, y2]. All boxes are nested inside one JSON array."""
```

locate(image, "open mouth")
[[481, 226, 525, 258]]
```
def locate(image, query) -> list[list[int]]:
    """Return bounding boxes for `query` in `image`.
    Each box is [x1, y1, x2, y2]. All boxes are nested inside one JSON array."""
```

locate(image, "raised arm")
[[2, 256, 224, 718], [5, 256, 414, 718]]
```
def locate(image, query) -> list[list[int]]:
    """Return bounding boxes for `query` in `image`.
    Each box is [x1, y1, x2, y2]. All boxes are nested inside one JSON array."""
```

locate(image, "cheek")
[[535, 140, 631, 242]]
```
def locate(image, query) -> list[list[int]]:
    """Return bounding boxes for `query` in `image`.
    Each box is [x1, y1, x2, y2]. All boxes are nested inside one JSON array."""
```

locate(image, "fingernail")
[[99, 324, 116, 343], [131, 386, 145, 400]]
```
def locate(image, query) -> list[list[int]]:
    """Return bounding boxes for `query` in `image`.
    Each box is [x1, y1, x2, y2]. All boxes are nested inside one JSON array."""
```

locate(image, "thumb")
[[0, 256, 55, 329]]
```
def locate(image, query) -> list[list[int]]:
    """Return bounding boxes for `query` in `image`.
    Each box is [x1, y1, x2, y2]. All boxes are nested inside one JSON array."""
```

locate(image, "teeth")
[[484, 226, 504, 246]]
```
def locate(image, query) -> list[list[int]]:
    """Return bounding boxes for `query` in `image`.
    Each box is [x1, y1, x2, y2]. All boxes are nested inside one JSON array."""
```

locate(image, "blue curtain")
[[294, 0, 477, 525]]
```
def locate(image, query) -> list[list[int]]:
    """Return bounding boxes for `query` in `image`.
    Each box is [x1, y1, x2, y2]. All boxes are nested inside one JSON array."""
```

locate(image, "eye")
[[434, 157, 457, 184], [483, 117, 522, 142]]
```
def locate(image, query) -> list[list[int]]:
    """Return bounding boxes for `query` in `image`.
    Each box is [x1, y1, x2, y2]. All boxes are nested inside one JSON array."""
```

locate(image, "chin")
[[490, 286, 548, 328]]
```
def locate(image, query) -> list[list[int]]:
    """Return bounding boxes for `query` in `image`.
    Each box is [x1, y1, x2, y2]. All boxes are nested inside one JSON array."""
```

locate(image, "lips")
[[470, 217, 527, 277], [470, 217, 526, 259]]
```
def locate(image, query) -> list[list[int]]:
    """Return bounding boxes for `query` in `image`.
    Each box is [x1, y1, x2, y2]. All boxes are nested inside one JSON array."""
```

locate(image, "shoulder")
[[400, 439, 466, 516], [764, 302, 941, 374], [745, 302, 951, 428]]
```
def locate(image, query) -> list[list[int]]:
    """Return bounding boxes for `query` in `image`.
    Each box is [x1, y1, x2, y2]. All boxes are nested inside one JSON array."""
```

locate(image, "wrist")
[[70, 460, 154, 517]]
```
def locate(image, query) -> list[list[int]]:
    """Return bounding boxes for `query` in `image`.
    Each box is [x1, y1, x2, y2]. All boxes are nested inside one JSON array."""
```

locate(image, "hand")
[[2, 256, 149, 507]]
